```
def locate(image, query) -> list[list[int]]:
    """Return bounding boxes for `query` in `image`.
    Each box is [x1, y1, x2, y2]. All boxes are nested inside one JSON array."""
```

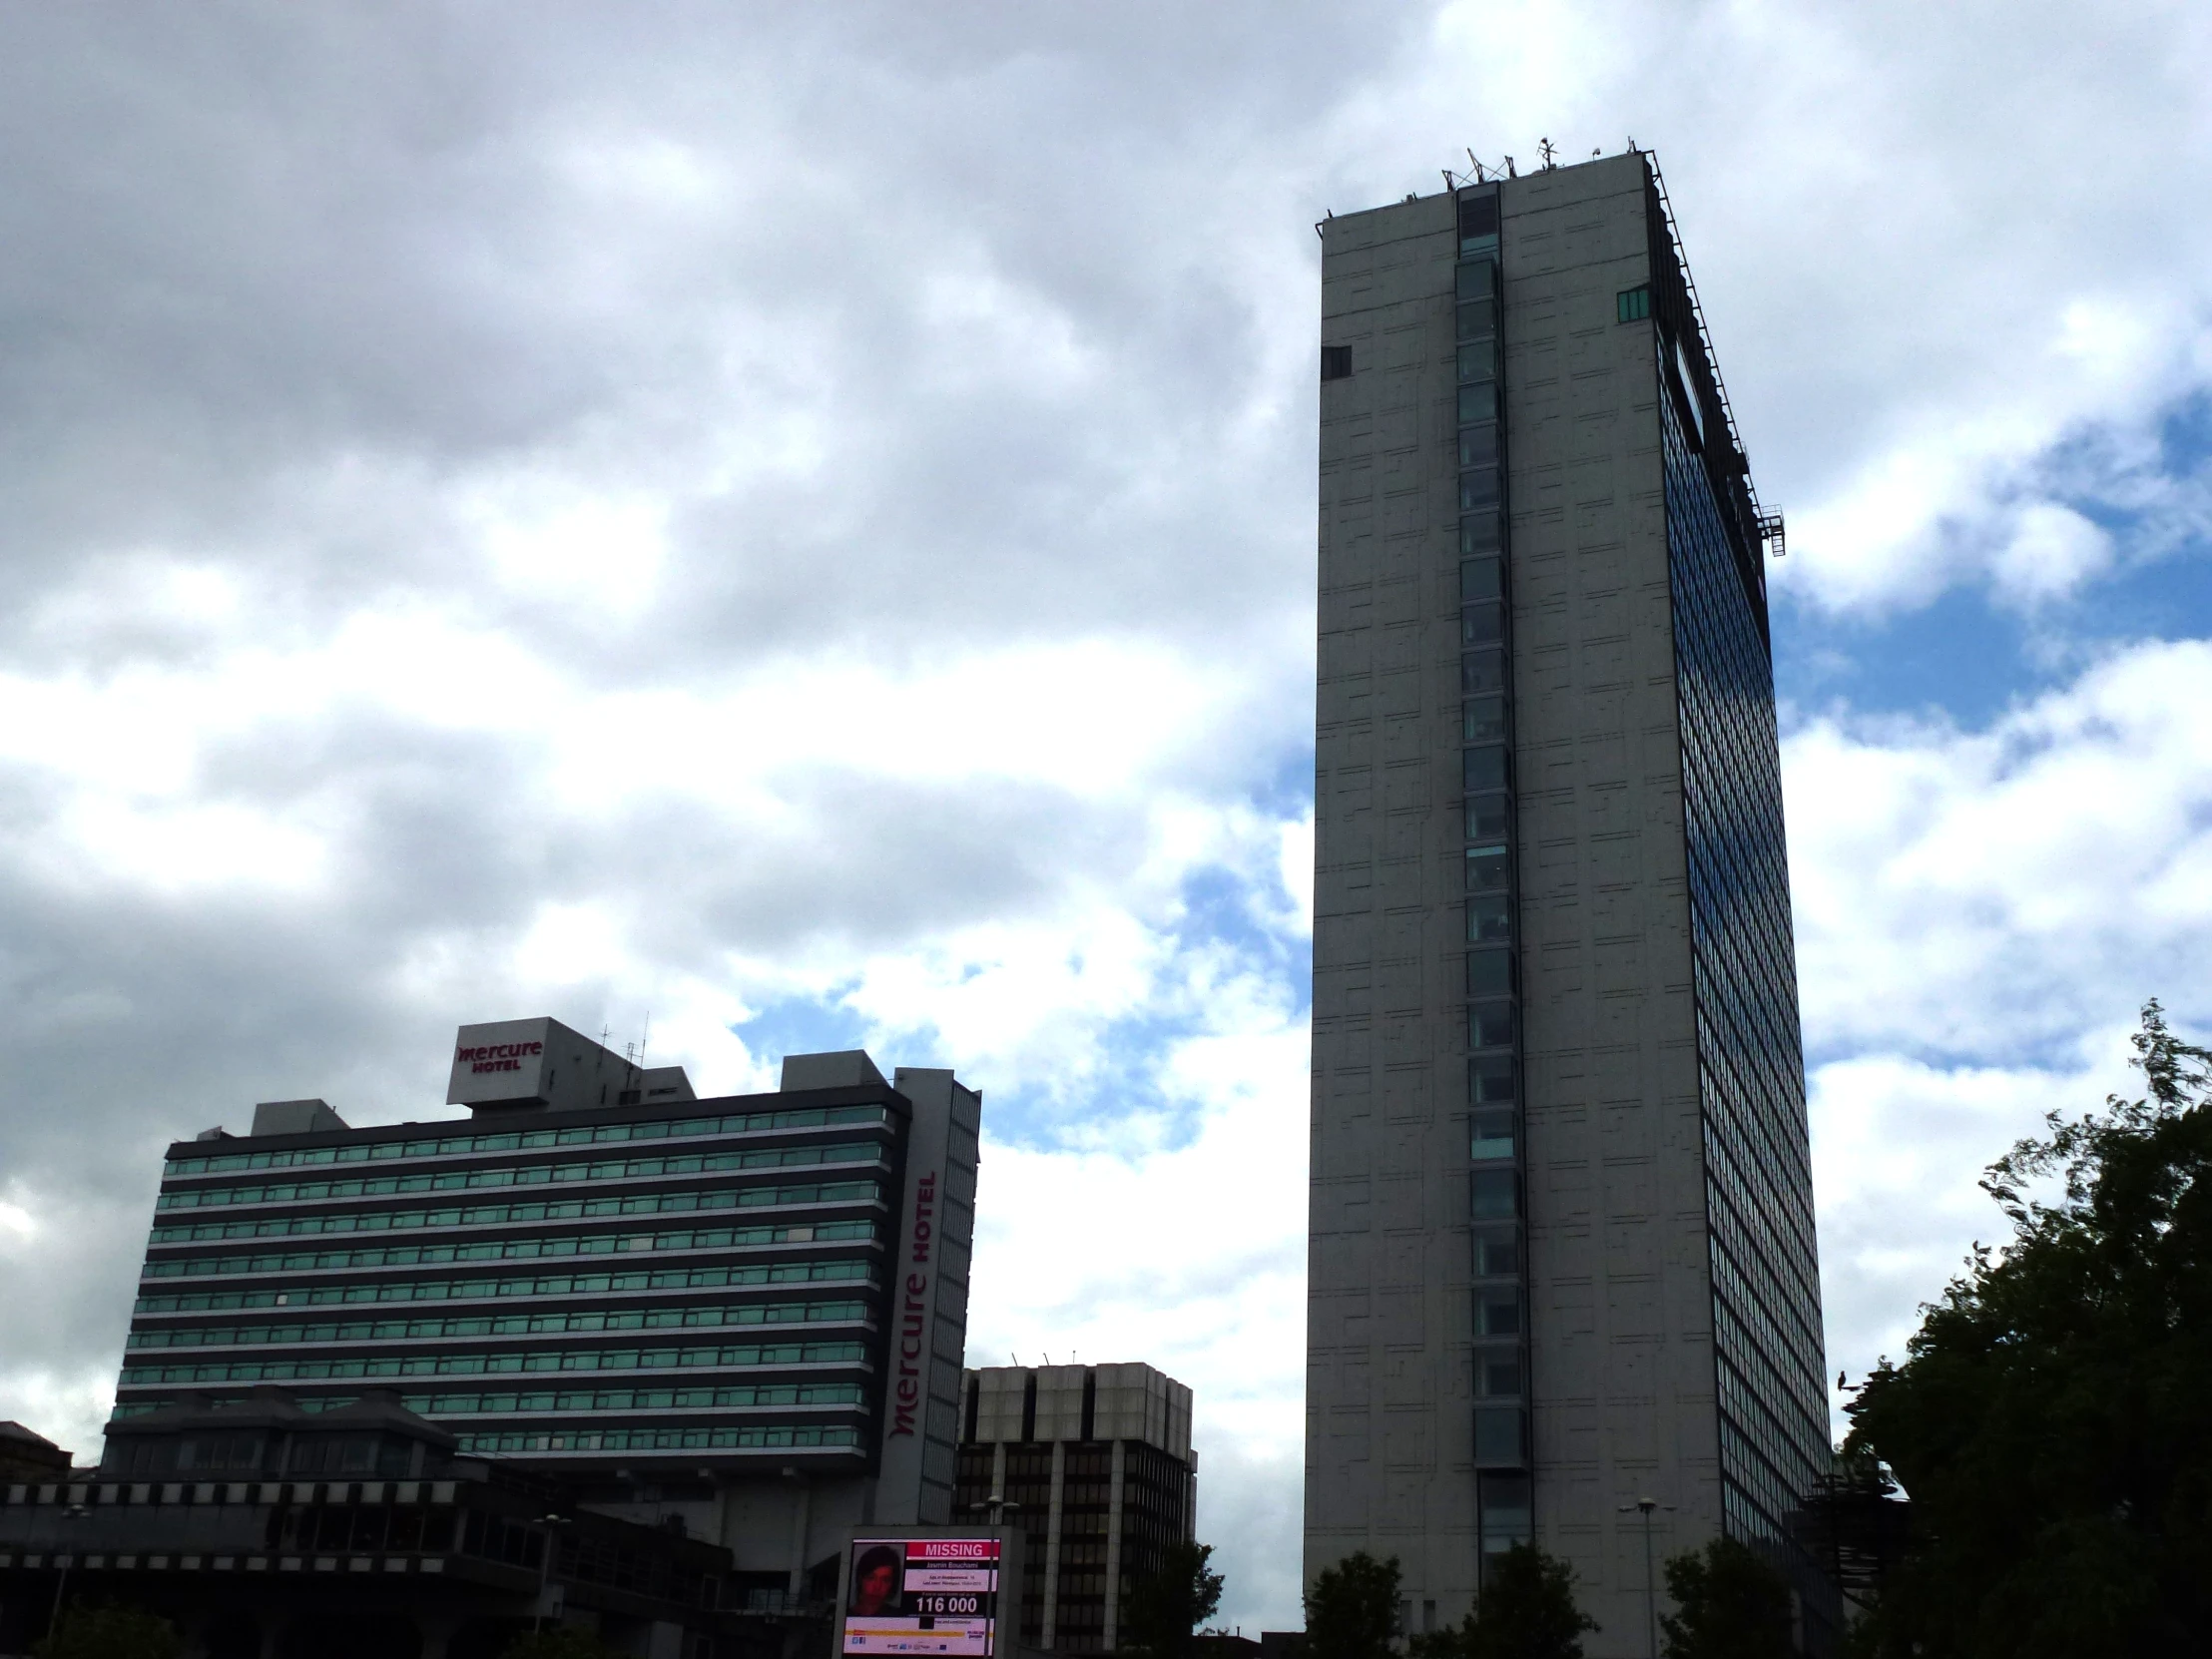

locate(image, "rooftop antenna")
[[638, 1010, 651, 1071], [1503, 154, 1517, 178], [1540, 137, 1557, 170], [1467, 148, 1488, 184]]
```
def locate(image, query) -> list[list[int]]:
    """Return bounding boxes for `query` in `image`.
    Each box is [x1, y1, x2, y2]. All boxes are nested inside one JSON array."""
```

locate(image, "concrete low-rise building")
[[953, 1364, 1196, 1655], [0, 1388, 737, 1658]]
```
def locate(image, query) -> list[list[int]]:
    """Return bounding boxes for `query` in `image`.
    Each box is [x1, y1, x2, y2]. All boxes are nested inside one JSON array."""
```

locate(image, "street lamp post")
[[532, 1514, 574, 1635], [1615, 1496, 1673, 1659], [47, 1502, 92, 1641]]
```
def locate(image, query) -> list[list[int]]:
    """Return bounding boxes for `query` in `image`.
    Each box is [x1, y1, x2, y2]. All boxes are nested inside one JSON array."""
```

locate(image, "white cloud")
[[965, 1007, 1310, 1633], [1989, 503, 2115, 608], [1789, 637, 2212, 1061], [1791, 641, 2212, 1433]]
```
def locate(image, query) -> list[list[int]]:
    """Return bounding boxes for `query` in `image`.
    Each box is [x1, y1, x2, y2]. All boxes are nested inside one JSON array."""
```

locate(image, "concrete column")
[[417, 1615, 459, 1659], [788, 1478, 814, 1596], [256, 1613, 289, 1659], [1102, 1440, 1128, 1653], [991, 1442, 1006, 1512], [1039, 1441, 1066, 1650]]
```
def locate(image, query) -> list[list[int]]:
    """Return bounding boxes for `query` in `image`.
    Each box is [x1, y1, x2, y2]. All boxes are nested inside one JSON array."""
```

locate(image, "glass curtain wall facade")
[[1650, 195, 1833, 1555], [1310, 150, 1834, 1654]]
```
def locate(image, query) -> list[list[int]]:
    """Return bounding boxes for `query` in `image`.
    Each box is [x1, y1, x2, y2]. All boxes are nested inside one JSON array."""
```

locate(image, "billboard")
[[842, 1536, 1001, 1658]]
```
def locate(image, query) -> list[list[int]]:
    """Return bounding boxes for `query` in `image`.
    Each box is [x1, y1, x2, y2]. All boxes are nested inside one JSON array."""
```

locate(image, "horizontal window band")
[[133, 1261, 873, 1324], [123, 1299, 872, 1358], [147, 1183, 887, 1244], [140, 1220, 876, 1283], [114, 1339, 871, 1392], [164, 1105, 894, 1179], [158, 1144, 885, 1213], [454, 1424, 860, 1455]]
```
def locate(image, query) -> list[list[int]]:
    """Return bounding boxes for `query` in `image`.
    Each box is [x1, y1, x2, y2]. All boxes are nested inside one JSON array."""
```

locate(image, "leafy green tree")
[[1658, 1537, 1791, 1659], [1306, 1551, 1399, 1659], [1844, 1000, 2212, 1658], [1120, 1540, 1225, 1659], [1409, 1543, 1598, 1659], [34, 1606, 182, 1659], [497, 1625, 626, 1659]]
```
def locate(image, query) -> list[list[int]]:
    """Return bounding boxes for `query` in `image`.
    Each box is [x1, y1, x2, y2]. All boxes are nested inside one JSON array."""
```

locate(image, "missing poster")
[[842, 1536, 1001, 1658]]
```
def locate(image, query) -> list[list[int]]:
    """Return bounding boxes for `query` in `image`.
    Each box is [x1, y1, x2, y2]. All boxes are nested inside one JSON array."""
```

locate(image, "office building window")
[[1474, 1291, 1520, 1339], [1469, 1055, 1516, 1106], [1464, 843, 1509, 892], [1618, 284, 1651, 322], [1463, 697, 1508, 747], [1465, 893, 1511, 944], [1459, 468, 1501, 513], [1470, 1169, 1518, 1220], [1457, 192, 1500, 243], [1321, 345, 1353, 381], [1463, 745, 1508, 793], [1459, 425, 1500, 469], [1469, 1004, 1515, 1054], [1460, 651, 1505, 695], [1465, 795, 1510, 840], [1471, 1231, 1518, 1280], [1478, 1472, 1533, 1552], [1466, 948, 1513, 998], [1461, 598, 1504, 646], [1473, 1407, 1525, 1464]]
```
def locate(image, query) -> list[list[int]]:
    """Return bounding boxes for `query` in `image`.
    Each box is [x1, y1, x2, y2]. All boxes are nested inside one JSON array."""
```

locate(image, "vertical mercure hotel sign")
[[891, 1169, 937, 1438]]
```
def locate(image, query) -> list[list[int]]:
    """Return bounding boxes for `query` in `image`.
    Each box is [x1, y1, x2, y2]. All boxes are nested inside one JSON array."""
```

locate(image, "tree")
[[1306, 1551, 1399, 1659], [34, 1606, 182, 1659], [1844, 1000, 2212, 1658], [1409, 1543, 1598, 1659], [497, 1626, 626, 1659], [1120, 1540, 1225, 1659], [1658, 1537, 1791, 1659]]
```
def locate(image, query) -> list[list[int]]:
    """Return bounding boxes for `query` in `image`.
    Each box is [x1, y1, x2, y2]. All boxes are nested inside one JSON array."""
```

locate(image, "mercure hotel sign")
[[890, 1169, 937, 1438], [455, 1039, 544, 1075]]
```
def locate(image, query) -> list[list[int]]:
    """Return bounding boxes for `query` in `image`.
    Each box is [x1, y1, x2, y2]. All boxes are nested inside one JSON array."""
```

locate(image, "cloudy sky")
[[4, 0, 2212, 1630]]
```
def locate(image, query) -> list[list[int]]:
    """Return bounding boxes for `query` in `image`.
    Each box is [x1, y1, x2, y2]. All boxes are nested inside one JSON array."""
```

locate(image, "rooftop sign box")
[[446, 1017, 639, 1114]]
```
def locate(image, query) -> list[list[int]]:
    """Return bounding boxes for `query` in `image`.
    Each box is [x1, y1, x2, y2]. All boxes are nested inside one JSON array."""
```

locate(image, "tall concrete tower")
[[1306, 151, 1833, 1653]]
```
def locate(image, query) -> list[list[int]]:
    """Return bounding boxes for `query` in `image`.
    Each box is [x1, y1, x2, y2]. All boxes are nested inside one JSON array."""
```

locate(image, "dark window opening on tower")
[[1321, 345, 1353, 380], [1618, 284, 1652, 322], [1457, 192, 1500, 242]]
